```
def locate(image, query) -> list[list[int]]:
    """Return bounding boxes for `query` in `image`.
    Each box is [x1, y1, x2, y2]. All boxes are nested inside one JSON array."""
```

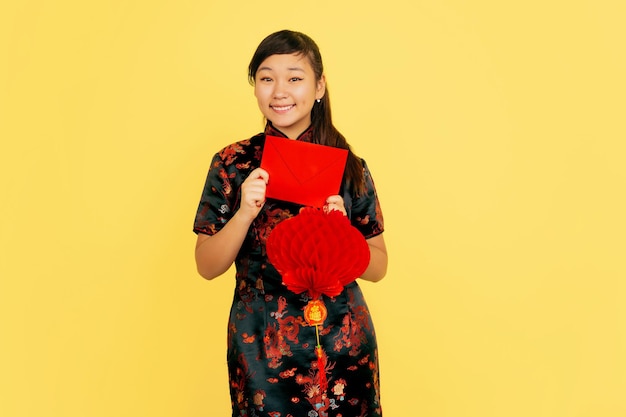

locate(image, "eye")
[[289, 77, 303, 82], [258, 77, 273, 82]]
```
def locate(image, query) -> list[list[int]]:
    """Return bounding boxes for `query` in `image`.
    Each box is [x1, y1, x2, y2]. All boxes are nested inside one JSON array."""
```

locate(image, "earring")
[[316, 99, 321, 103]]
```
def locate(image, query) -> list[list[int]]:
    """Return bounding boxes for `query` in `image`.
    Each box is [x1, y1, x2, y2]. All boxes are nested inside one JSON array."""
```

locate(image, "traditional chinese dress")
[[193, 123, 385, 417]]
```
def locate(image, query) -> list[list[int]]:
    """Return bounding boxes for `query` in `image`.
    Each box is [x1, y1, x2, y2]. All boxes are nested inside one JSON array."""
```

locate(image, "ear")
[[316, 74, 326, 100]]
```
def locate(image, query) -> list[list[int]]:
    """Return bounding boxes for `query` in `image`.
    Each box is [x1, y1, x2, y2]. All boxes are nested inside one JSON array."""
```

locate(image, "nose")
[[272, 79, 288, 99]]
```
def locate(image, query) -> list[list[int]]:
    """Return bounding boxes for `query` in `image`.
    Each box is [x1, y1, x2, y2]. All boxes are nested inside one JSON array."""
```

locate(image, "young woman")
[[194, 30, 387, 417]]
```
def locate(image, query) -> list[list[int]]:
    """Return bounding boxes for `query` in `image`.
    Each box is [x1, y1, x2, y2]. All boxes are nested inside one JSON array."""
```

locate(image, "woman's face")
[[254, 53, 325, 139]]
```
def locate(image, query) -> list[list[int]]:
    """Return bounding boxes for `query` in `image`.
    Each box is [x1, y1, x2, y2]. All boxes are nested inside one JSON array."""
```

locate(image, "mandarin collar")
[[264, 122, 315, 143]]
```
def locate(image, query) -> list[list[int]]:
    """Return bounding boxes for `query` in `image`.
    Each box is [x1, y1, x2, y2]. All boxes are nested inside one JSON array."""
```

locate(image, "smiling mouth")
[[271, 105, 295, 112]]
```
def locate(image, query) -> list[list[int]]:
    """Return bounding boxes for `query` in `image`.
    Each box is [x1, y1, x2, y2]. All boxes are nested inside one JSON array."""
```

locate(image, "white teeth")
[[272, 105, 293, 111]]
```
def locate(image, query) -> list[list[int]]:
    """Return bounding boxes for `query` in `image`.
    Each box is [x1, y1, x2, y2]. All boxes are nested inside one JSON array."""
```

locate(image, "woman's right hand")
[[239, 168, 269, 221]]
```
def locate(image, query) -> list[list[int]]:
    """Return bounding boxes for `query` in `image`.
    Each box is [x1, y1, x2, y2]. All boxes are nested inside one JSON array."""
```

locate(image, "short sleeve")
[[349, 160, 385, 239], [193, 152, 240, 236]]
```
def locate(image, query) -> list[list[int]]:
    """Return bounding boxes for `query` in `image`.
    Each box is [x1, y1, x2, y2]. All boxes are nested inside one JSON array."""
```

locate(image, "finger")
[[325, 195, 343, 205], [250, 167, 269, 183], [324, 195, 347, 216]]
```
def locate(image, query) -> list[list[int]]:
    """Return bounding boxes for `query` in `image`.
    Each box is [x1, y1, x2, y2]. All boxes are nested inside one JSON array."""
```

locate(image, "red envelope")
[[260, 135, 348, 208]]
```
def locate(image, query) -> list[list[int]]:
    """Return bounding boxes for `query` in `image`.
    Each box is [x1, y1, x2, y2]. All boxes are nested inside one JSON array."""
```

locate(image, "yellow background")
[[1, 1, 625, 416]]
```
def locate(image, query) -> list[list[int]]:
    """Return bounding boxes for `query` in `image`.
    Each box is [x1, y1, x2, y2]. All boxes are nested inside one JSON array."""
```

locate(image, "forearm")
[[195, 211, 253, 280], [359, 234, 388, 282]]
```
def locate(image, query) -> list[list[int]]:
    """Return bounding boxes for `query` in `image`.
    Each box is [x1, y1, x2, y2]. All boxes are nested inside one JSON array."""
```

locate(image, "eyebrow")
[[257, 66, 305, 72]]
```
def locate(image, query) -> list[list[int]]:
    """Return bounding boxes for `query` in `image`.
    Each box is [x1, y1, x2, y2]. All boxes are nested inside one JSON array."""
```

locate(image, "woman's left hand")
[[324, 195, 347, 216]]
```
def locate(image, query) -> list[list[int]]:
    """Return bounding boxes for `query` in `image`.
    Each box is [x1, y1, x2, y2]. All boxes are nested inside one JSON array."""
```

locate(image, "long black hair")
[[248, 30, 366, 196]]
